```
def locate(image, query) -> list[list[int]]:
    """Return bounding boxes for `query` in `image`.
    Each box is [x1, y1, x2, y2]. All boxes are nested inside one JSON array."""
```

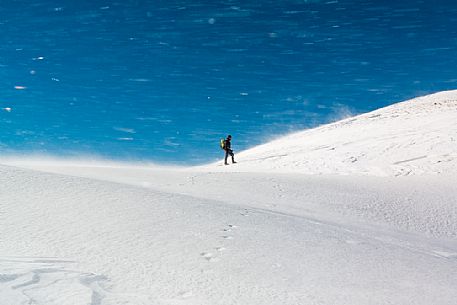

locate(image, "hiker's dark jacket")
[[225, 139, 232, 150]]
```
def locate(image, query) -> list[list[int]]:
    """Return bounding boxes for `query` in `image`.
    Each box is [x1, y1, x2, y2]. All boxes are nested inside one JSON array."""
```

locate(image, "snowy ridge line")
[[205, 90, 457, 176], [0, 164, 352, 229], [1, 91, 456, 177], [3, 160, 457, 239]]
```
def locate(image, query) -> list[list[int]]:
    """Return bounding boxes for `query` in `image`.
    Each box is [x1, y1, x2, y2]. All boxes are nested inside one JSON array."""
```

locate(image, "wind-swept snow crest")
[[207, 90, 457, 176]]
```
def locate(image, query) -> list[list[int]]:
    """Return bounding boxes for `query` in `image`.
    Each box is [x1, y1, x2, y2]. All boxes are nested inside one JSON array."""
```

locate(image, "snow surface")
[[210, 90, 457, 176], [1, 91, 457, 305]]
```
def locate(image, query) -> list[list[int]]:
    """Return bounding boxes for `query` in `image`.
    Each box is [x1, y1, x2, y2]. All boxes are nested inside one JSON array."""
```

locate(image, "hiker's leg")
[[225, 150, 229, 164], [229, 149, 236, 163]]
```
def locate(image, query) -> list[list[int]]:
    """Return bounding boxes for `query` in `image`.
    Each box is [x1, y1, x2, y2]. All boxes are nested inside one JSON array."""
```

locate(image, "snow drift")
[[212, 90, 457, 176]]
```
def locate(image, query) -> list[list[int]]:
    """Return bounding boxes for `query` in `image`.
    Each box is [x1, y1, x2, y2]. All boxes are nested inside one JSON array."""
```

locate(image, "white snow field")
[[1, 90, 457, 305], [216, 89, 457, 176]]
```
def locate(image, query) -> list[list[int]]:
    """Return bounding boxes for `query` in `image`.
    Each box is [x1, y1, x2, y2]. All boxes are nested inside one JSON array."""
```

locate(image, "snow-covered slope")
[[211, 90, 457, 176], [1, 91, 457, 305], [1, 164, 457, 305]]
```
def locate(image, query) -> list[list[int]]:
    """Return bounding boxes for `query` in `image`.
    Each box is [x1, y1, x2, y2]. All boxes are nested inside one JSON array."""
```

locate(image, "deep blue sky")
[[1, 0, 456, 164]]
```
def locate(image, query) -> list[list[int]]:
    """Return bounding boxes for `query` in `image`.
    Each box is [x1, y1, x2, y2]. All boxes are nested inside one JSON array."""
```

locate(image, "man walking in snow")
[[223, 135, 236, 165]]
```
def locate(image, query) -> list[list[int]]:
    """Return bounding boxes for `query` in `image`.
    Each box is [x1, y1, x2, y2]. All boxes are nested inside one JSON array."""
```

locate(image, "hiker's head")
[[227, 135, 232, 140]]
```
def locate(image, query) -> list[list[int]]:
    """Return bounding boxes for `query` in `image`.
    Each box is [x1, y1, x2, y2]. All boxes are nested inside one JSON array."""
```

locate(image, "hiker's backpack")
[[220, 139, 226, 150]]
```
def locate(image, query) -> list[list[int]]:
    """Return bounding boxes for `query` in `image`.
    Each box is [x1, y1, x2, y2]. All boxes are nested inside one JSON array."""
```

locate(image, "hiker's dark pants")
[[225, 149, 235, 164]]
